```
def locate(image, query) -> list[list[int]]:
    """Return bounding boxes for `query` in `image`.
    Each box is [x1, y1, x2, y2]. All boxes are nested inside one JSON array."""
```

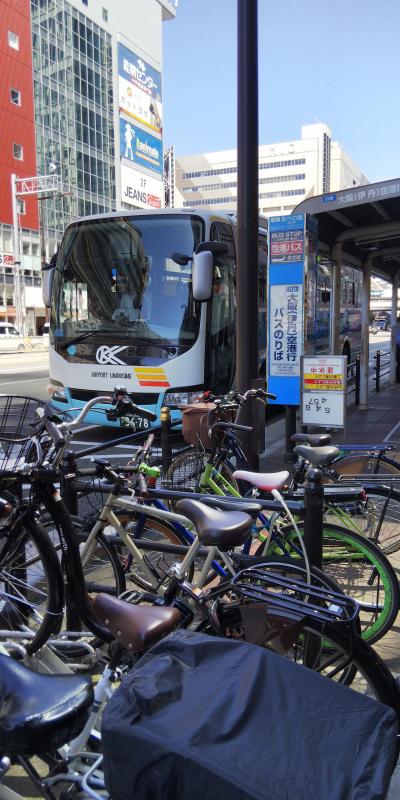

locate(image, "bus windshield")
[[55, 214, 204, 350]]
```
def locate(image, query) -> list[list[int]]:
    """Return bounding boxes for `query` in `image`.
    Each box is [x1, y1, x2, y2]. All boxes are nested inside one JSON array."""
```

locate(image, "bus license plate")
[[121, 414, 151, 430]]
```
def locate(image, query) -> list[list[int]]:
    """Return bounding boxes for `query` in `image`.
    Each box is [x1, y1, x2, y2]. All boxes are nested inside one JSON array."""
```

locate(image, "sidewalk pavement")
[[261, 380, 400, 798]]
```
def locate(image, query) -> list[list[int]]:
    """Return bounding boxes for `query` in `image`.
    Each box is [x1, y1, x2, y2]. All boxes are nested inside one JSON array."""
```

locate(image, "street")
[[0, 351, 49, 401]]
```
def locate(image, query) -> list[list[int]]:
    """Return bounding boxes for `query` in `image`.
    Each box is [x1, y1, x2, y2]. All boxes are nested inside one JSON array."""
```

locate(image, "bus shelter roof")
[[293, 177, 400, 282]]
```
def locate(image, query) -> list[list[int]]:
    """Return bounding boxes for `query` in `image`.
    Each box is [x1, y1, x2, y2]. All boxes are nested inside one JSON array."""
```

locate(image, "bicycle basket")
[[182, 403, 236, 449], [0, 395, 46, 471]]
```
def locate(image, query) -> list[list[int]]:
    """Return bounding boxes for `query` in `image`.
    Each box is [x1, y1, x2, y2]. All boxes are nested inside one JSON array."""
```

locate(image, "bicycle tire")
[[0, 513, 64, 654], [333, 453, 400, 479], [77, 529, 126, 597], [257, 522, 399, 645], [207, 600, 400, 711]]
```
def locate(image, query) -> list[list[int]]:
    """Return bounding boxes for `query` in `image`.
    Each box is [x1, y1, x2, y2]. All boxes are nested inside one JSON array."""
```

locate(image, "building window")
[[10, 88, 21, 106], [13, 143, 23, 160], [102, 8, 108, 21], [22, 243, 30, 255], [17, 199, 26, 215], [8, 31, 19, 50]]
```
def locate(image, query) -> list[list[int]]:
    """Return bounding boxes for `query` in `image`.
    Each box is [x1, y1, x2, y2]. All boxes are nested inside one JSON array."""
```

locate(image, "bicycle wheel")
[[0, 514, 63, 653], [333, 453, 400, 479], [344, 485, 400, 556], [77, 529, 126, 596], [106, 514, 195, 593], [165, 449, 240, 497], [210, 601, 400, 708], [258, 522, 399, 645]]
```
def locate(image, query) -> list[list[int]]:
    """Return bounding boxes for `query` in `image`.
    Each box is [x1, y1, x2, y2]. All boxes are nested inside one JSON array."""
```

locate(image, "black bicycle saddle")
[[176, 498, 252, 549], [0, 654, 93, 756]]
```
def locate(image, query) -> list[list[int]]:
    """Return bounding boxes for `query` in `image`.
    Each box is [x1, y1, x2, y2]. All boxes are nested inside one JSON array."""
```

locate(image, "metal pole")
[[285, 405, 297, 460], [11, 173, 23, 333], [330, 243, 342, 356], [160, 406, 172, 473], [236, 0, 259, 470], [376, 350, 380, 392], [303, 466, 324, 669], [303, 467, 323, 571], [389, 272, 399, 384], [359, 258, 371, 407], [355, 354, 360, 405]]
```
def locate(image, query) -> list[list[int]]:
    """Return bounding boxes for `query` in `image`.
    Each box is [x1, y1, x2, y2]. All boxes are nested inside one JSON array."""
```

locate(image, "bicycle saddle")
[[232, 470, 289, 492], [176, 498, 252, 549], [0, 654, 93, 756], [291, 433, 332, 447], [92, 594, 181, 653], [293, 445, 340, 467]]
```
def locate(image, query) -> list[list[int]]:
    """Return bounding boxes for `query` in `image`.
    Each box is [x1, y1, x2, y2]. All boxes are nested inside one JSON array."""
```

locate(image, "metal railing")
[[347, 356, 360, 405], [374, 349, 390, 391]]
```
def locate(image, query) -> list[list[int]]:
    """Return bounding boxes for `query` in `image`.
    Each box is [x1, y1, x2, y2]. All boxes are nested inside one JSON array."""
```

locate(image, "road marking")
[[0, 378, 47, 385], [384, 421, 400, 442]]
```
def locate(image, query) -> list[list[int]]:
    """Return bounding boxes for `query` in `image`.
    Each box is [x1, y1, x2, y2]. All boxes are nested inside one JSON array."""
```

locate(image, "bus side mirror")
[[42, 267, 55, 308], [192, 251, 213, 301]]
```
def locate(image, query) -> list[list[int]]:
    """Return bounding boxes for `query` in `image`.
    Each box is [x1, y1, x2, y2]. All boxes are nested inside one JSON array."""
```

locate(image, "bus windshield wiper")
[[59, 329, 130, 349]]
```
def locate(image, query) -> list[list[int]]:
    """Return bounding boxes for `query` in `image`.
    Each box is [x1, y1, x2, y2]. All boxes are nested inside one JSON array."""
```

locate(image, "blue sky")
[[162, 0, 400, 182]]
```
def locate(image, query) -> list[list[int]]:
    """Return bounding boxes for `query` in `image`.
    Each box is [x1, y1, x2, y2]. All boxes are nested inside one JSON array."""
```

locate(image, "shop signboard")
[[118, 43, 163, 135], [119, 117, 163, 177], [120, 164, 163, 209]]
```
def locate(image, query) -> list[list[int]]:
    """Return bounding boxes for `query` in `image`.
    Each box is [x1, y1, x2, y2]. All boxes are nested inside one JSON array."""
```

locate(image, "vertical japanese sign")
[[267, 214, 306, 405]]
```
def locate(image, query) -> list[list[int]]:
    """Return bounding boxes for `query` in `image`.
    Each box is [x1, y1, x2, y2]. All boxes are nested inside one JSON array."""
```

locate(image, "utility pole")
[[236, 0, 260, 469]]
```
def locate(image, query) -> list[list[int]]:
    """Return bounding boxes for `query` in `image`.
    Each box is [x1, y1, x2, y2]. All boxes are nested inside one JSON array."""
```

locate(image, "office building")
[[173, 123, 369, 216], [0, 0, 42, 332], [0, 0, 175, 332]]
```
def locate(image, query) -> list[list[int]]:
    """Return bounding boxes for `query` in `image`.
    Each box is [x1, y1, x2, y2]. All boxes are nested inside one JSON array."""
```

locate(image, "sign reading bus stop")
[[301, 355, 347, 429]]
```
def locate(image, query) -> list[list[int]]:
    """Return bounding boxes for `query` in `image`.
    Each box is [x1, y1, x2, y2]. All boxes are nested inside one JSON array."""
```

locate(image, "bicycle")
[[165, 391, 400, 644]]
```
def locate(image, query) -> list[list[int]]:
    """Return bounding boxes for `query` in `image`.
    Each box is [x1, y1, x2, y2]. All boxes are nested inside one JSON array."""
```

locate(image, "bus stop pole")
[[359, 258, 371, 407], [389, 271, 399, 384], [236, 0, 260, 470]]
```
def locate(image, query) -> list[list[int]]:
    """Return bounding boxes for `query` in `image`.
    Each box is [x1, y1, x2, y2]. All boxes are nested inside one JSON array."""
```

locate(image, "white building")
[[172, 123, 368, 217]]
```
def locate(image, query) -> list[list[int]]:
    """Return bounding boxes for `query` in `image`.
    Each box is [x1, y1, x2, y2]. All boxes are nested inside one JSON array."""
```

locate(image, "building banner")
[[120, 164, 163, 209], [119, 117, 163, 176], [118, 43, 163, 135]]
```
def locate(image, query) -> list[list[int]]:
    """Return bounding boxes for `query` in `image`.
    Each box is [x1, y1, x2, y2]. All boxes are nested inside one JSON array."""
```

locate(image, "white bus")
[[45, 209, 360, 425]]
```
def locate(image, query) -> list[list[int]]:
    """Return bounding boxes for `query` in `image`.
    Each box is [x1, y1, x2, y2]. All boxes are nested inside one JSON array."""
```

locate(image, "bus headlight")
[[163, 391, 204, 407]]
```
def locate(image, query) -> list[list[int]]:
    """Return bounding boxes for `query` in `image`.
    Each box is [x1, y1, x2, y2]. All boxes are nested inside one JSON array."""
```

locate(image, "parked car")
[[0, 322, 25, 352]]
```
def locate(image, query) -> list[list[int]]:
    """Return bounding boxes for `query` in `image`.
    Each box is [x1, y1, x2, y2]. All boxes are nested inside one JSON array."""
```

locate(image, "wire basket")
[[160, 446, 206, 494], [182, 403, 237, 450], [0, 396, 47, 472]]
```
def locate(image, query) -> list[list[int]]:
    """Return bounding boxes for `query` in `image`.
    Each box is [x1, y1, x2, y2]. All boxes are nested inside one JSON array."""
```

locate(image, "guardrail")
[[347, 356, 360, 405], [374, 349, 390, 392]]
